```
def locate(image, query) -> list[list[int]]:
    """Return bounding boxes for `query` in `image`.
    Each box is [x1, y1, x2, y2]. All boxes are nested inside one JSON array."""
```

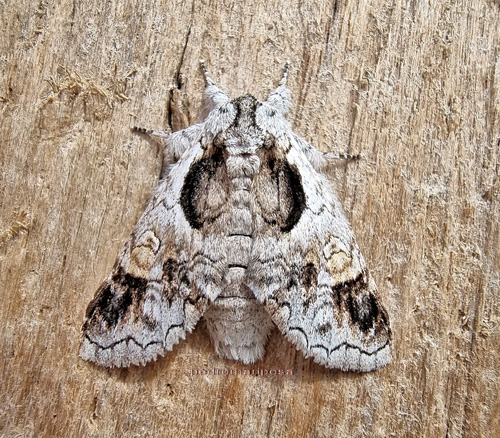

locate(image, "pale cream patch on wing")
[[323, 236, 361, 283], [129, 230, 161, 278]]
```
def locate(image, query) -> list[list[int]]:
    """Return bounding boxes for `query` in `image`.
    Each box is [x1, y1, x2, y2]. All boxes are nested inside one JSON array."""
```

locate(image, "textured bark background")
[[1, 0, 499, 437]]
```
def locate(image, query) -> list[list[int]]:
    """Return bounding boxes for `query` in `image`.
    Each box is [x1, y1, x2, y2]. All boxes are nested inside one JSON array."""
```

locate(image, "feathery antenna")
[[200, 59, 216, 86]]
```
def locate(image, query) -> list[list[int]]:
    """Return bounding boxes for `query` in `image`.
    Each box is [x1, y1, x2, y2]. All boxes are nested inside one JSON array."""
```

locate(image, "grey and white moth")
[[80, 62, 391, 372]]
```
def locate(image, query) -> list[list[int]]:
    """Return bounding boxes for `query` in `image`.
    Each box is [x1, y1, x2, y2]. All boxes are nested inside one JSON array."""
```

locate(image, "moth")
[[80, 61, 392, 371]]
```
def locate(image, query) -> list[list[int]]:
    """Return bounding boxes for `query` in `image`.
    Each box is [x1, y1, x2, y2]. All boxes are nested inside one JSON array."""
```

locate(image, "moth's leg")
[[132, 125, 176, 173], [132, 126, 171, 138], [323, 152, 362, 160]]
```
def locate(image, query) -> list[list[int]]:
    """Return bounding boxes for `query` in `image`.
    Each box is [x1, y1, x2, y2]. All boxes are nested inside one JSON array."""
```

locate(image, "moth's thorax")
[[219, 97, 265, 253]]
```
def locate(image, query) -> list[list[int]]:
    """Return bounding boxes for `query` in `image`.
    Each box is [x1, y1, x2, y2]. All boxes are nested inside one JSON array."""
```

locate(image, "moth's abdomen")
[[204, 298, 274, 365], [204, 268, 274, 365], [204, 158, 274, 364]]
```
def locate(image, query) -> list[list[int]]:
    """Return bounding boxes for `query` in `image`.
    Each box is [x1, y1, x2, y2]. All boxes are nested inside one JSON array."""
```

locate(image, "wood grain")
[[1, 0, 499, 436]]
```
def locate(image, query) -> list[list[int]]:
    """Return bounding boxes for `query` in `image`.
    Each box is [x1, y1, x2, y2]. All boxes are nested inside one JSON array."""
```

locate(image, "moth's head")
[[212, 94, 269, 152], [200, 60, 292, 118]]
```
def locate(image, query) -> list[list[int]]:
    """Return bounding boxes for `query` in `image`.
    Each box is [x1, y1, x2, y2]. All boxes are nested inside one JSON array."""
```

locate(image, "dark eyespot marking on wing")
[[180, 147, 228, 229], [255, 148, 306, 232]]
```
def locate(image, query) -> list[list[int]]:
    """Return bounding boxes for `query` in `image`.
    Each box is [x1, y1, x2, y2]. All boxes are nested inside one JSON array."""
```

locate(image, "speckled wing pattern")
[[249, 133, 391, 371], [80, 125, 212, 367], [80, 62, 391, 371]]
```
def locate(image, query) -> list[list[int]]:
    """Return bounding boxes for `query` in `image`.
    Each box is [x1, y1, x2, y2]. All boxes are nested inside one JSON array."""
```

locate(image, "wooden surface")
[[1, 0, 499, 437]]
